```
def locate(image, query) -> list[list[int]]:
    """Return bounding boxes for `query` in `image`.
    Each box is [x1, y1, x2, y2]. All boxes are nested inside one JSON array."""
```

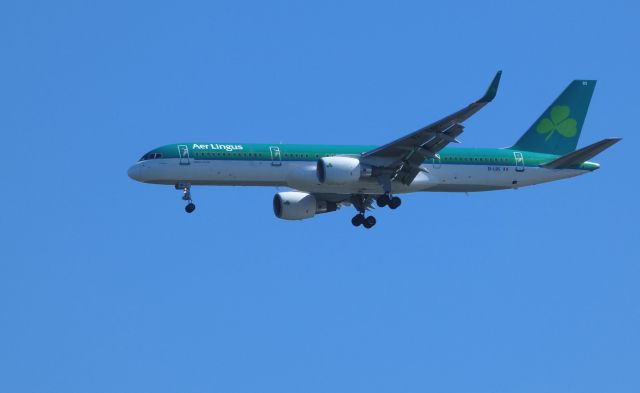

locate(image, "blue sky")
[[1, 1, 639, 392]]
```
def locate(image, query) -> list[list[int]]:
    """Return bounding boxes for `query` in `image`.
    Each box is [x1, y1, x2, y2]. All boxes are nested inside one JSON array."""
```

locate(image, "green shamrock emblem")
[[536, 105, 577, 141]]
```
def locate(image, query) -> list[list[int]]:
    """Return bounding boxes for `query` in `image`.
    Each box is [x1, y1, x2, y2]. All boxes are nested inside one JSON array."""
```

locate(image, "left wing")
[[361, 71, 502, 185]]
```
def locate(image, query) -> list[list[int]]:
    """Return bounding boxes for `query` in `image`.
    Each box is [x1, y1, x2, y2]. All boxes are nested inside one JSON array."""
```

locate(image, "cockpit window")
[[140, 153, 163, 161]]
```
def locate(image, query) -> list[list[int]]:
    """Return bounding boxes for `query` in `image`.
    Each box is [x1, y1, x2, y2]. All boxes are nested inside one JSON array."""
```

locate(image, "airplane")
[[128, 71, 620, 228]]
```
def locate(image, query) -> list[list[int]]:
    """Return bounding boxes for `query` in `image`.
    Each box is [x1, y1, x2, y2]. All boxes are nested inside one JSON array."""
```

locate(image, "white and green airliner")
[[128, 71, 620, 228]]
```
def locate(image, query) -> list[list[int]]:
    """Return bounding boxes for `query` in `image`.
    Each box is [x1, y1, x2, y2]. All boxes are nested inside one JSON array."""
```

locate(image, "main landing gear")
[[351, 213, 377, 229], [176, 183, 196, 213], [376, 194, 401, 209], [350, 194, 377, 229], [349, 194, 402, 229]]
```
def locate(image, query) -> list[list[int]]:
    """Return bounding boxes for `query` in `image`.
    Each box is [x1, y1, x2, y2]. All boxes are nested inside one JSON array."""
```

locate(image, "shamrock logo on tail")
[[536, 105, 577, 141]]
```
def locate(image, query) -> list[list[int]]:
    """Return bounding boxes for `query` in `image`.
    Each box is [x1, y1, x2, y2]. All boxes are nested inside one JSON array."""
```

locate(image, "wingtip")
[[604, 137, 623, 145], [478, 70, 502, 103]]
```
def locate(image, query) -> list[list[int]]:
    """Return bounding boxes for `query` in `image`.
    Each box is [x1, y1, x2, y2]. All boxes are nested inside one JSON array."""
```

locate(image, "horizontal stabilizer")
[[542, 137, 622, 169]]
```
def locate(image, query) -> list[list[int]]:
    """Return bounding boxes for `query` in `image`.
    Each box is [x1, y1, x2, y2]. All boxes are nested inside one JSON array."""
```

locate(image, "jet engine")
[[273, 191, 338, 220], [316, 156, 372, 185]]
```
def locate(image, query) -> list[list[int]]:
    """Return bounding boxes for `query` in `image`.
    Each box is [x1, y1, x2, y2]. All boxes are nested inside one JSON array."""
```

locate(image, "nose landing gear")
[[176, 183, 196, 213]]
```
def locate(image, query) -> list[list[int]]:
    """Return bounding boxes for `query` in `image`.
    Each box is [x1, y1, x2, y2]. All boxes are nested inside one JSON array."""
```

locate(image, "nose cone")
[[128, 164, 143, 182]]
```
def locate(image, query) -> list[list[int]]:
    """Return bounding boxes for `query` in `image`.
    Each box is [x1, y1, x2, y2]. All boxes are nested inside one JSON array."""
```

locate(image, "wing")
[[361, 71, 502, 185]]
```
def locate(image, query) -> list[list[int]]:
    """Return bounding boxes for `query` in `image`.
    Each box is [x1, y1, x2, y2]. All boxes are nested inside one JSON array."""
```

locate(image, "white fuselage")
[[127, 157, 587, 194]]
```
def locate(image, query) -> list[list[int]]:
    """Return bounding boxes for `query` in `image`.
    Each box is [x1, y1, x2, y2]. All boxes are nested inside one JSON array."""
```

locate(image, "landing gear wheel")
[[388, 196, 401, 209], [376, 194, 390, 207], [351, 213, 365, 227], [176, 183, 195, 213], [363, 216, 377, 229]]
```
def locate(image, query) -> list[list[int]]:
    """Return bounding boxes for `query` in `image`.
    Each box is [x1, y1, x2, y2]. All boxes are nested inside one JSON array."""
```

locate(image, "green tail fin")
[[511, 80, 596, 155]]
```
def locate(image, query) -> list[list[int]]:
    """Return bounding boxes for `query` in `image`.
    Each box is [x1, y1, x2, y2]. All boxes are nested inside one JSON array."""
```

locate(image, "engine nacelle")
[[316, 156, 371, 185], [273, 191, 338, 220]]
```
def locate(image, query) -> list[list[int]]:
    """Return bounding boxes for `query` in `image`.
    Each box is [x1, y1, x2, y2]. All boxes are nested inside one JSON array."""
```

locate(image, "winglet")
[[478, 70, 502, 103]]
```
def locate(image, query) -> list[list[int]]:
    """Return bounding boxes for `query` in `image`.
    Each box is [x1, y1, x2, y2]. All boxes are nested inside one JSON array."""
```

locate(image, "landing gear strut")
[[176, 183, 196, 213]]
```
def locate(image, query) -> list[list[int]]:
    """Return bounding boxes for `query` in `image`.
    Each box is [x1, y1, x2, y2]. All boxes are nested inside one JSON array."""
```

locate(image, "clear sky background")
[[1, 1, 639, 392]]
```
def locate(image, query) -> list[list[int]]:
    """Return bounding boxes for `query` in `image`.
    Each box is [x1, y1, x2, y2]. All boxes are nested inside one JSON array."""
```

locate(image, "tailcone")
[[582, 161, 600, 171]]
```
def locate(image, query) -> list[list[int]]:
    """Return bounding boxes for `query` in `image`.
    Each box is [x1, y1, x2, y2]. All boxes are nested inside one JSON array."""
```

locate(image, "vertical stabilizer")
[[511, 80, 596, 155]]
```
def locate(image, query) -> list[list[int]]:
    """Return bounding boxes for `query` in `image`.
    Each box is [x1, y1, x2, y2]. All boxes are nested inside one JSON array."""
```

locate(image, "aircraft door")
[[514, 151, 525, 172], [178, 144, 190, 165], [270, 146, 282, 166]]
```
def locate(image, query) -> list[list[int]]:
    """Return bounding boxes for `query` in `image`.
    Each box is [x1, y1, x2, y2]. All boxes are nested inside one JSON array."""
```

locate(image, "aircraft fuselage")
[[127, 143, 596, 194]]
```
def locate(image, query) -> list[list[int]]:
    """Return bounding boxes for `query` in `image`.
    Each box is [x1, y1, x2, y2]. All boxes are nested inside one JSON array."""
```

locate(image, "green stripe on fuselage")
[[143, 143, 598, 171]]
